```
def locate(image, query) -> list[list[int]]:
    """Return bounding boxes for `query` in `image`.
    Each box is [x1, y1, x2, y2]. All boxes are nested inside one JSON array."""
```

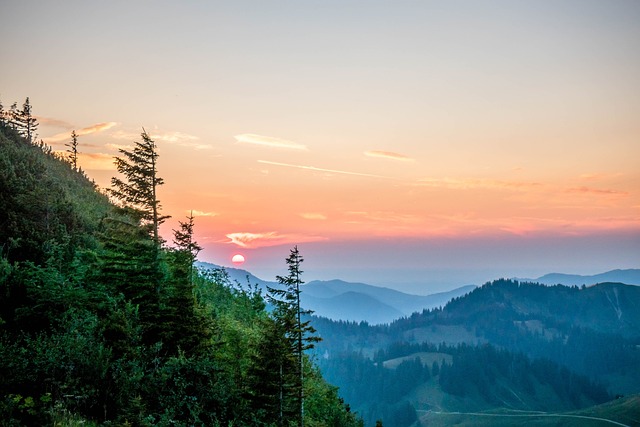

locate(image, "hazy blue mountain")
[[196, 261, 281, 290], [302, 291, 405, 324], [195, 262, 475, 324], [527, 268, 640, 286], [313, 279, 640, 424], [304, 279, 475, 321]]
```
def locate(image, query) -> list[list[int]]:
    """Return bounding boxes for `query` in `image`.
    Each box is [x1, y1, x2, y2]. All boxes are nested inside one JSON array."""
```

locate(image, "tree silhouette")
[[109, 128, 169, 245], [66, 130, 79, 170], [268, 246, 321, 427]]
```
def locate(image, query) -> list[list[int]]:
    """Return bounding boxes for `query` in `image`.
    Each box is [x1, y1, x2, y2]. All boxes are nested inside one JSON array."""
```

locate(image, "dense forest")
[[0, 98, 363, 426], [2, 98, 638, 427], [310, 279, 640, 426]]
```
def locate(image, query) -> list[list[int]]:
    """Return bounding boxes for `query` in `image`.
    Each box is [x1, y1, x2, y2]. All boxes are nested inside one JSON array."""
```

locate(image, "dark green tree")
[[172, 211, 202, 287], [109, 128, 169, 245], [245, 315, 295, 426], [14, 97, 39, 142], [98, 207, 164, 345], [268, 246, 321, 427], [65, 130, 79, 170], [7, 102, 18, 130], [164, 212, 209, 354]]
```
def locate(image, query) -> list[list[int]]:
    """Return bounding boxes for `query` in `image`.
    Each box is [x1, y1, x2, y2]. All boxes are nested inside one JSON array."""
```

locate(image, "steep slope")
[[312, 278, 640, 426], [0, 125, 112, 265], [438, 280, 640, 338], [0, 125, 363, 427]]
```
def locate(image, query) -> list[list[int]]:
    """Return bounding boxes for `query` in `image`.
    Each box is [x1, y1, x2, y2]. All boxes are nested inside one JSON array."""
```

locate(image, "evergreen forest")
[[0, 99, 363, 426]]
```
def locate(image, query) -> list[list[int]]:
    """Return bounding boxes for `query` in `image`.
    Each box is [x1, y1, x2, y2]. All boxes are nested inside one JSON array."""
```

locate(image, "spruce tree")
[[109, 128, 169, 245], [164, 212, 208, 354], [14, 97, 38, 142], [268, 246, 321, 427], [66, 130, 79, 170], [98, 207, 164, 346], [8, 102, 18, 130], [172, 211, 202, 286]]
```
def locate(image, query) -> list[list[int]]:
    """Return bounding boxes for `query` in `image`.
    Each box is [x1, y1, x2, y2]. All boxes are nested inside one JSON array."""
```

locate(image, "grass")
[[415, 394, 640, 427]]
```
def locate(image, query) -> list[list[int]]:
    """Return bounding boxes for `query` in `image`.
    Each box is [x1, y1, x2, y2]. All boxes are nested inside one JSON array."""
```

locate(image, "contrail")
[[258, 160, 392, 179]]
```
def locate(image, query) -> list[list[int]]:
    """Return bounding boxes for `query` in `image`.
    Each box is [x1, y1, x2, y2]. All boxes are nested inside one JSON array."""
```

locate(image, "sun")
[[231, 254, 245, 265]]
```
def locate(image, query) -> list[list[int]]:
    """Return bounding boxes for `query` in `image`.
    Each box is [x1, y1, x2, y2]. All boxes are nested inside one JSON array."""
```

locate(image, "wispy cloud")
[[300, 212, 327, 220], [45, 122, 118, 144], [111, 129, 209, 150], [579, 172, 624, 181], [225, 231, 326, 248], [190, 210, 219, 217], [235, 134, 307, 150], [35, 116, 74, 130], [416, 177, 541, 191], [258, 160, 391, 179], [345, 211, 422, 224], [53, 151, 115, 170], [364, 150, 414, 162], [565, 186, 628, 196]]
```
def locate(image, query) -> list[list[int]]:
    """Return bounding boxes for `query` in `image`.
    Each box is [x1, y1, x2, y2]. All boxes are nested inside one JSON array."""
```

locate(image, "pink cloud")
[[225, 231, 326, 248], [45, 122, 118, 144]]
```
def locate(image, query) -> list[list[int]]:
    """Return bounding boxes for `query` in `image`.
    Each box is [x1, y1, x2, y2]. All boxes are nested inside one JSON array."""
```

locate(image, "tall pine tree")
[[66, 130, 79, 170], [164, 212, 209, 354], [109, 128, 169, 245], [14, 97, 38, 142], [268, 246, 321, 427]]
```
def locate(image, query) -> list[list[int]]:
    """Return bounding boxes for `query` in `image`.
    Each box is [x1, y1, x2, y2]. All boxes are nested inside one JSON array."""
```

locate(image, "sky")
[[1, 1, 639, 294]]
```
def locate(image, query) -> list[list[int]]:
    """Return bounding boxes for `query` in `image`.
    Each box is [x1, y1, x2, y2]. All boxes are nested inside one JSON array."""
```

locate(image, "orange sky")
[[2, 1, 639, 291]]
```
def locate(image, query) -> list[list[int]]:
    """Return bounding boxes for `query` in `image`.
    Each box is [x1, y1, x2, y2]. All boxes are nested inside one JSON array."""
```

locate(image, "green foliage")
[[267, 246, 322, 427], [65, 130, 79, 171], [0, 124, 361, 426], [109, 129, 169, 244]]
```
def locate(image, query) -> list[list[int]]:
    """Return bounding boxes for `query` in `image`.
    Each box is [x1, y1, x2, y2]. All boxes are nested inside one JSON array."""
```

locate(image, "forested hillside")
[[0, 109, 362, 426], [312, 279, 640, 426]]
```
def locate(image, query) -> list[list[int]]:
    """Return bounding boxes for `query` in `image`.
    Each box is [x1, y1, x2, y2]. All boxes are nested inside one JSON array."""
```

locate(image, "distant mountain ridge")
[[303, 279, 475, 324], [195, 262, 474, 324], [526, 268, 640, 286], [313, 279, 640, 424], [196, 262, 640, 324]]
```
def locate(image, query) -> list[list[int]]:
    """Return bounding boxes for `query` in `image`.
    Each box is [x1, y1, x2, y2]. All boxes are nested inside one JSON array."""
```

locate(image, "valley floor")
[[416, 394, 640, 427]]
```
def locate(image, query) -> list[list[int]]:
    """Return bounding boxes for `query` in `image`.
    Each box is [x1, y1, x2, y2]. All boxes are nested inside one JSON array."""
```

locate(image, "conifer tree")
[[164, 212, 208, 354], [66, 130, 79, 170], [98, 207, 164, 346], [268, 246, 321, 427], [14, 97, 38, 142], [109, 128, 169, 244], [8, 102, 18, 130], [172, 211, 202, 286]]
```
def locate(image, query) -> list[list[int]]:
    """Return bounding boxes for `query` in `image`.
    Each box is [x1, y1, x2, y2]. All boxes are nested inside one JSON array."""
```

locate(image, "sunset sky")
[[2, 1, 639, 293]]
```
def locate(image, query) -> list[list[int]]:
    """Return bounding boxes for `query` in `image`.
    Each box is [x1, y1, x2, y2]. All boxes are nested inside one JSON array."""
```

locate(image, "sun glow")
[[231, 254, 245, 265]]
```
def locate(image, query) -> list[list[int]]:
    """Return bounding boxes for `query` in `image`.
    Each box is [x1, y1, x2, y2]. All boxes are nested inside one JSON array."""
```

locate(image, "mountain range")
[[312, 278, 640, 426], [521, 268, 640, 286], [197, 262, 639, 325], [196, 262, 474, 324]]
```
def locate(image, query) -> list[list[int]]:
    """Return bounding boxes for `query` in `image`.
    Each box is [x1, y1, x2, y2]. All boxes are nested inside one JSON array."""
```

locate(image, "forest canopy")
[[0, 105, 363, 426]]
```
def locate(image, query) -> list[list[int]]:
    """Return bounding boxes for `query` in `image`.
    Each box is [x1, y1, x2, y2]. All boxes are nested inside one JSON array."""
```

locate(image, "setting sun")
[[231, 254, 245, 265]]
